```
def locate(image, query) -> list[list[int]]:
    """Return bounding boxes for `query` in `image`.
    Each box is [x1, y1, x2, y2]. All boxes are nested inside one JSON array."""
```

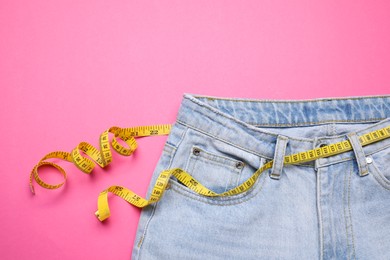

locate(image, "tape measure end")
[[95, 210, 104, 222], [30, 184, 36, 195]]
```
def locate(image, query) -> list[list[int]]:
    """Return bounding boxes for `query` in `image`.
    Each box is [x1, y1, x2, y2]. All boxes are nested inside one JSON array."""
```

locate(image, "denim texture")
[[132, 94, 390, 260]]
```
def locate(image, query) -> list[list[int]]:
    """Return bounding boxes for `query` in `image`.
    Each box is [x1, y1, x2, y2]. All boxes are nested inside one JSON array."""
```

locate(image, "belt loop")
[[270, 135, 289, 180], [347, 132, 369, 177]]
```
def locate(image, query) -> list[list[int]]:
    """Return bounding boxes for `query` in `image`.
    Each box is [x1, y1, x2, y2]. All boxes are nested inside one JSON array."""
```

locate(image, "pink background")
[[1, 1, 389, 259]]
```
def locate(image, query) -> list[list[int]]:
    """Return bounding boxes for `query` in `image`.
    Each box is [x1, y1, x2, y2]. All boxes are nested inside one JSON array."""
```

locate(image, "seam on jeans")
[[137, 136, 182, 258], [186, 148, 242, 192], [189, 146, 244, 167], [232, 119, 387, 127], [177, 117, 277, 139], [184, 144, 195, 176], [174, 122, 189, 148], [138, 205, 156, 260], [297, 163, 316, 168], [369, 162, 390, 191], [190, 152, 242, 171], [170, 169, 268, 206], [343, 163, 350, 260], [343, 163, 356, 260], [318, 156, 355, 168], [348, 166, 357, 259], [369, 143, 390, 155], [187, 152, 197, 177], [191, 94, 390, 103], [178, 118, 390, 144], [317, 168, 324, 260], [137, 148, 175, 247], [136, 147, 174, 252]]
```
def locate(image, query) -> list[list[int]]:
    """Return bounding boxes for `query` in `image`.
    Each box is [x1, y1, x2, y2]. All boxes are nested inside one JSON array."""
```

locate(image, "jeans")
[[132, 94, 390, 259]]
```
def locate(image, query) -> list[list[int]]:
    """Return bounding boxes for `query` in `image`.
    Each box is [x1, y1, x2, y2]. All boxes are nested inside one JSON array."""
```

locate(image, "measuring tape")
[[29, 125, 172, 194], [95, 125, 390, 221], [30, 124, 390, 222]]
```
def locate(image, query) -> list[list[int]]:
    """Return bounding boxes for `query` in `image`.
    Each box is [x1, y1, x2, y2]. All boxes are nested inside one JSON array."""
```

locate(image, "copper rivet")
[[236, 162, 244, 169], [193, 148, 201, 156]]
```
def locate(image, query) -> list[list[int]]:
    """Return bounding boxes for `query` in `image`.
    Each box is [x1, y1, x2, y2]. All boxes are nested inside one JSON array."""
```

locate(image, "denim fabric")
[[132, 94, 390, 260]]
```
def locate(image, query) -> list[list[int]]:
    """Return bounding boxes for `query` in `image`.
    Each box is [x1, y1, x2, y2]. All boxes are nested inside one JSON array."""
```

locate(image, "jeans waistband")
[[176, 94, 390, 167]]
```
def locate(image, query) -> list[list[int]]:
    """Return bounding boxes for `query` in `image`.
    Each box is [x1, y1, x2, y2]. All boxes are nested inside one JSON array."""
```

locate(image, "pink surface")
[[1, 1, 389, 259]]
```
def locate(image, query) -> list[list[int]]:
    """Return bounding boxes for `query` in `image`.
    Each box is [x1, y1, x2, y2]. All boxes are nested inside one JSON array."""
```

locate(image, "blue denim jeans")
[[132, 94, 390, 259]]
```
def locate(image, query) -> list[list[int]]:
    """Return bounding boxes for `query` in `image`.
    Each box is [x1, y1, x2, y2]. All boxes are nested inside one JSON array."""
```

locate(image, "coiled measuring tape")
[[29, 125, 172, 194], [30, 124, 390, 222]]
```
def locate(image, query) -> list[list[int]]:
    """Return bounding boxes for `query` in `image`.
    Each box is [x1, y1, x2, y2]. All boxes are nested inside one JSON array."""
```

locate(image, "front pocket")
[[368, 145, 390, 190], [185, 146, 245, 193], [168, 127, 266, 202]]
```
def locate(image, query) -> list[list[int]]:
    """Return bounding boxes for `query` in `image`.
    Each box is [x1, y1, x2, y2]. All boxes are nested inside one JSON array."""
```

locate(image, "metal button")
[[193, 147, 201, 156], [235, 161, 245, 169], [365, 156, 373, 164]]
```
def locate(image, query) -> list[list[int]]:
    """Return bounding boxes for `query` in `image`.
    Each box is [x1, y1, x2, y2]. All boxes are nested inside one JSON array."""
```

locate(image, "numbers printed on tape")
[[29, 124, 171, 194], [31, 124, 390, 222]]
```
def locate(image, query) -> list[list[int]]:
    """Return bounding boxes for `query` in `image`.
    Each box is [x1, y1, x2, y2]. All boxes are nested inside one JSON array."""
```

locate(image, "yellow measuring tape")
[[30, 124, 390, 222], [29, 125, 172, 194]]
